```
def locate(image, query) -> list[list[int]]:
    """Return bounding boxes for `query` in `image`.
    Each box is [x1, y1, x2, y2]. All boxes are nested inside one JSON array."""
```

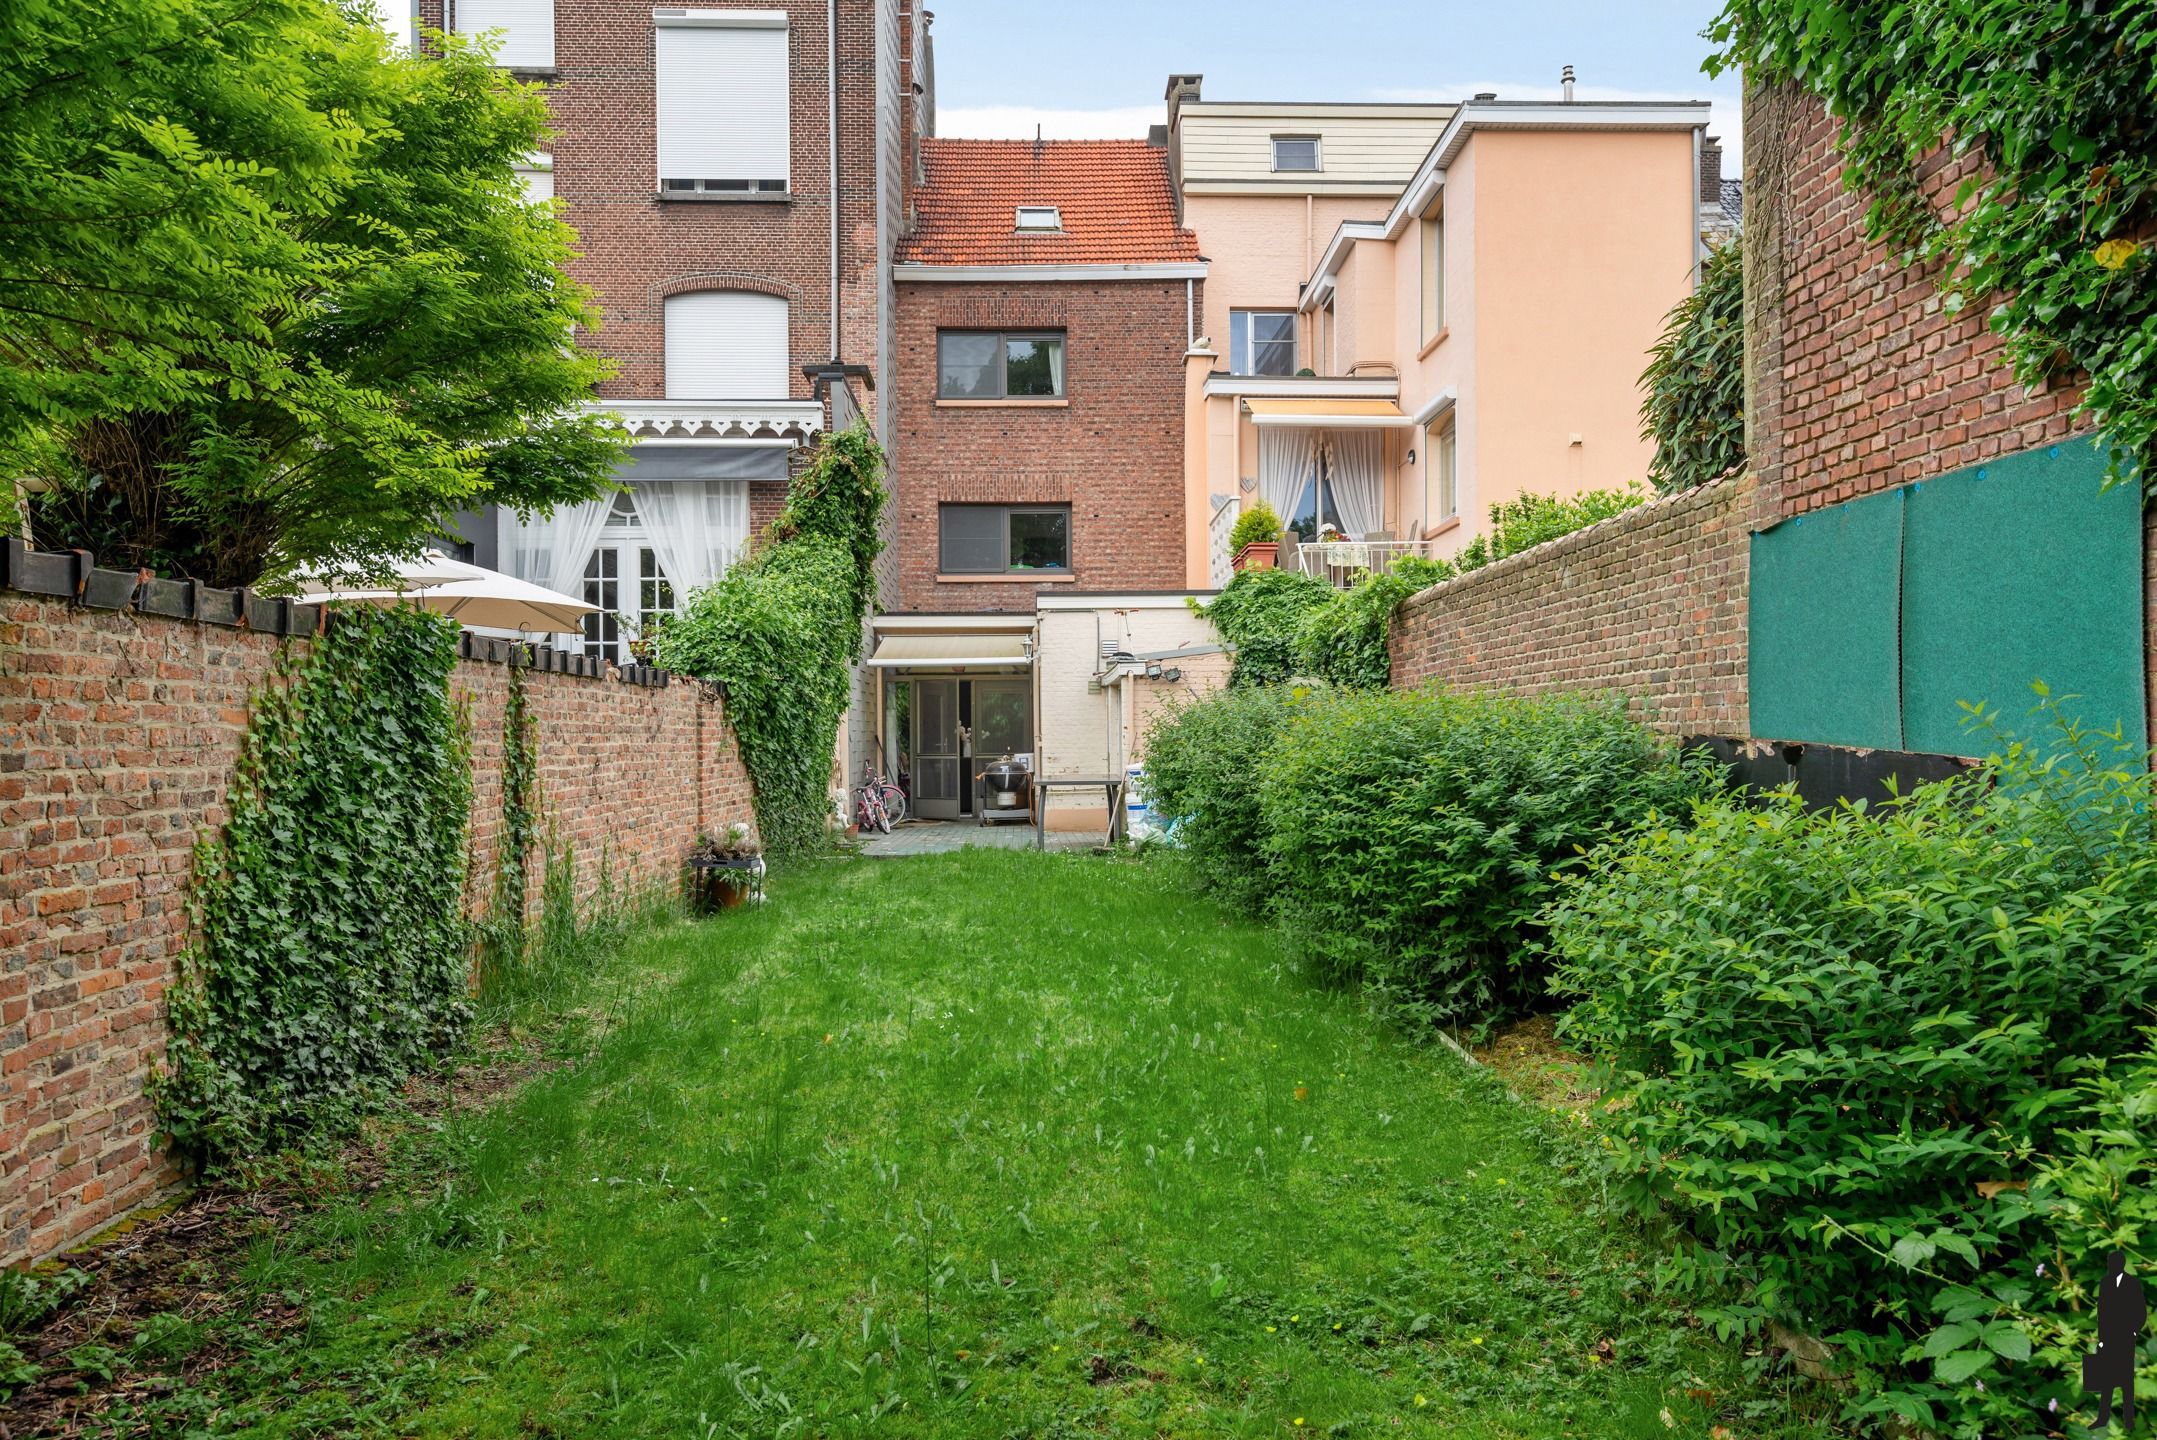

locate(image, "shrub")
[[1227, 499, 1283, 554], [1141, 684, 1315, 913], [1452, 486, 1645, 573], [1641, 238, 1745, 495], [1196, 567, 1335, 687], [1260, 687, 1713, 1026], [1292, 561, 1432, 690], [1546, 700, 2157, 1434]]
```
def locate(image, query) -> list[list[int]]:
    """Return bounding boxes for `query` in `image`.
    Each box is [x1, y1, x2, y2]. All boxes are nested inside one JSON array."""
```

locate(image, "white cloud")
[[936, 105, 1163, 141], [1371, 82, 1744, 168]]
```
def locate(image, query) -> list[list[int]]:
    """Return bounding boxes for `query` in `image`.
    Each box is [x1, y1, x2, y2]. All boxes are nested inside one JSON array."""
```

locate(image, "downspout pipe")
[[829, 0, 841, 364]]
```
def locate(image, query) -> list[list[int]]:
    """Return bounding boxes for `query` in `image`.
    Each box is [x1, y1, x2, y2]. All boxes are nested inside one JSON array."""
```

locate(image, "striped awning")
[[867, 633, 1032, 668], [1244, 397, 1412, 428]]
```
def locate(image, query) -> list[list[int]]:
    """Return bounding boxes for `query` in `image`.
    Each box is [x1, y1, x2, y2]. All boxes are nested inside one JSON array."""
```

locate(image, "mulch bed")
[[0, 1037, 559, 1439]]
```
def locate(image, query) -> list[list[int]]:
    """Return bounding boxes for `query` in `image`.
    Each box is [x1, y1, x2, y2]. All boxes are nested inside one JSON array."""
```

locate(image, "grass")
[[77, 850, 1825, 1438]]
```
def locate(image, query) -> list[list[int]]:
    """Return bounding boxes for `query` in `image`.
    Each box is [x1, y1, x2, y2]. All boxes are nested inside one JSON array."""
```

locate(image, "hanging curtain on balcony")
[[503, 497, 613, 599], [1256, 426, 1316, 524], [632, 479, 750, 597], [1325, 429, 1384, 537]]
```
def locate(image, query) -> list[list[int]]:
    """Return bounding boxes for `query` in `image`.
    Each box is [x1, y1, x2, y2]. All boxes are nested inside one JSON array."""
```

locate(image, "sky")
[[930, 0, 1743, 165]]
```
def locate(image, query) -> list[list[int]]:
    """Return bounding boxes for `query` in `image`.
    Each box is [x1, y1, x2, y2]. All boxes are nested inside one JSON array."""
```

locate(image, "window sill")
[[934, 398, 1069, 409], [655, 191, 792, 205], [1421, 514, 1461, 541], [502, 65, 558, 81], [935, 572, 1078, 583], [1417, 327, 1450, 360]]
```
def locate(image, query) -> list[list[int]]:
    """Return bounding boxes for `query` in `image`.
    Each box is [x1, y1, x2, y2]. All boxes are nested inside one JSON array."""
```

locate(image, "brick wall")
[[1388, 474, 1750, 735], [893, 279, 1195, 611], [0, 587, 755, 1265]]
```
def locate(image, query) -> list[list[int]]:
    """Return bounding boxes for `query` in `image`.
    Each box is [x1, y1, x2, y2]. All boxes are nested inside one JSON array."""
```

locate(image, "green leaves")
[[156, 605, 473, 1165], [1640, 239, 1745, 495]]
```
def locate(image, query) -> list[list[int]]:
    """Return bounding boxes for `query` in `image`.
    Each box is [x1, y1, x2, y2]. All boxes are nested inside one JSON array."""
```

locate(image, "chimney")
[[1561, 64, 1575, 102], [1700, 134, 1724, 204], [1472, 91, 1497, 102], [1165, 73, 1203, 131]]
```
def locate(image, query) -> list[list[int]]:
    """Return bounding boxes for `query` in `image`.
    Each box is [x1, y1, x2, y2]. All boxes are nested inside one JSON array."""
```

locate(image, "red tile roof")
[[897, 139, 1202, 266]]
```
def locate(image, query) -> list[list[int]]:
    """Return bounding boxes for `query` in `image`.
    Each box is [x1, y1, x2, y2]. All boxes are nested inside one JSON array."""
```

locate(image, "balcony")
[[591, 397, 824, 443], [1290, 537, 1439, 588]]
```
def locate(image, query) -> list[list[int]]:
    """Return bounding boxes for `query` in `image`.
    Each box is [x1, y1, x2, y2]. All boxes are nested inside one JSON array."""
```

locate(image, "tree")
[[2, 0, 621, 586], [1640, 238, 1745, 494]]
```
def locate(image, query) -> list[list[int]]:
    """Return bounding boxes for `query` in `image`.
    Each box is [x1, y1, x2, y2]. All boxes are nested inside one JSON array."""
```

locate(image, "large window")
[[664, 291, 789, 400], [1271, 135, 1321, 172], [1420, 210, 1445, 343], [581, 493, 678, 666], [1230, 310, 1296, 376], [937, 332, 1066, 400], [1430, 418, 1458, 522], [456, 0, 552, 69], [656, 11, 790, 196], [939, 504, 1071, 575]]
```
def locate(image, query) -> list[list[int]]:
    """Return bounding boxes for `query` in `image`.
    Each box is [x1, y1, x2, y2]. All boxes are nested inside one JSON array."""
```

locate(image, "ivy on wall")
[[653, 426, 888, 856], [156, 606, 474, 1166], [1708, 1, 2156, 487], [1641, 238, 1745, 495], [479, 656, 539, 980]]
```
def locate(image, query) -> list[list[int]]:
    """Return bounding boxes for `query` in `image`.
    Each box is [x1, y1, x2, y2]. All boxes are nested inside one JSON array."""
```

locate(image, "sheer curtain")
[[503, 496, 612, 598], [1256, 426, 1316, 523], [1047, 341, 1065, 395], [632, 479, 749, 597], [1326, 429, 1384, 537]]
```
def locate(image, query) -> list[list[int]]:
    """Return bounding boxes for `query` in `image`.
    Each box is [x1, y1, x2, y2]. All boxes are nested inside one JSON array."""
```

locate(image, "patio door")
[[972, 679, 1031, 761], [911, 679, 962, 820]]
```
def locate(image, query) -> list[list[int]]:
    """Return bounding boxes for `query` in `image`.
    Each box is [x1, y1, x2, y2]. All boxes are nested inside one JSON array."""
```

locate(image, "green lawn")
[[106, 851, 1820, 1437]]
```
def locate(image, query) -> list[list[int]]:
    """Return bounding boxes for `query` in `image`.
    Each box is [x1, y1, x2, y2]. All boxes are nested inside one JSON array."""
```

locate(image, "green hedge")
[[1259, 687, 1712, 1024], [1139, 684, 1315, 914], [1547, 702, 2157, 1433]]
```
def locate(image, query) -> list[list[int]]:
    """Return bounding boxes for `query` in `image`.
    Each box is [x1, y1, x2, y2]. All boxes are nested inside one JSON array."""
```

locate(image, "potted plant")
[[689, 822, 765, 911], [1228, 499, 1282, 572]]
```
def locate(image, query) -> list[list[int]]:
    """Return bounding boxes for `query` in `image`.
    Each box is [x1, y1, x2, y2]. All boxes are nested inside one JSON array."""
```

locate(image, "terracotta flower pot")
[[1232, 541, 1278, 572]]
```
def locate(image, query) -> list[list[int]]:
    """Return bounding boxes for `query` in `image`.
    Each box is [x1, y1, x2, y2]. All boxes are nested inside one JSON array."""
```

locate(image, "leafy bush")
[[1547, 700, 2157, 1434], [653, 427, 886, 857], [1196, 567, 1335, 687], [1640, 238, 1745, 495], [1140, 684, 1315, 913], [1226, 500, 1283, 554], [1451, 487, 1645, 573], [157, 607, 473, 1165], [1260, 688, 1712, 1025], [1292, 562, 1431, 690]]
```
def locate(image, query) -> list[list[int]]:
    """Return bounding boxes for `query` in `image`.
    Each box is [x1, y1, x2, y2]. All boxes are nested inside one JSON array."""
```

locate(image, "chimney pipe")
[[1561, 64, 1575, 102]]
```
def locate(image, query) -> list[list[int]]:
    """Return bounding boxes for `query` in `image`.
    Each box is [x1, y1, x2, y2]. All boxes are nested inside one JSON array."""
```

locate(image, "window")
[[1271, 135, 1321, 172], [937, 332, 1066, 400], [656, 11, 789, 195], [1230, 310, 1296, 376], [456, 0, 552, 69], [1420, 210, 1445, 342], [664, 291, 789, 400], [515, 153, 554, 204], [939, 505, 1071, 574], [1014, 205, 1063, 232], [1431, 418, 1458, 522], [581, 493, 678, 666]]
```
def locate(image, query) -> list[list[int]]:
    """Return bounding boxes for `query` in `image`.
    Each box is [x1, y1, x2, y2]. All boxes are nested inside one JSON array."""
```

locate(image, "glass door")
[[971, 680, 1031, 762], [910, 679, 962, 820]]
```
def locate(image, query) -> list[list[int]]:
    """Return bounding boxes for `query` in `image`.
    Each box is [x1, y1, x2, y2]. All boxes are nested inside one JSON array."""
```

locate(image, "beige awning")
[[1244, 397, 1413, 428], [867, 633, 1032, 668]]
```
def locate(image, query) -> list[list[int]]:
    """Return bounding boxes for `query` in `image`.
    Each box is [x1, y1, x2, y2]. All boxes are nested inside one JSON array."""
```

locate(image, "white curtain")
[[632, 479, 749, 598], [1256, 426, 1315, 523], [503, 496, 612, 599], [1326, 429, 1384, 537], [1047, 341, 1065, 394]]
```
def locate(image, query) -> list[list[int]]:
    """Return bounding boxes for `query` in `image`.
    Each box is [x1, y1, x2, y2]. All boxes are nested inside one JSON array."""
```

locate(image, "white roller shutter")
[[655, 11, 790, 189], [664, 291, 790, 400], [456, 0, 552, 69]]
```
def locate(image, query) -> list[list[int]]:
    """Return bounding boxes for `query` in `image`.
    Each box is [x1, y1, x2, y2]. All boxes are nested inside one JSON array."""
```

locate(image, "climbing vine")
[[653, 426, 888, 856], [1640, 237, 1745, 494], [156, 606, 474, 1166], [479, 655, 539, 980], [1708, 0, 2156, 487]]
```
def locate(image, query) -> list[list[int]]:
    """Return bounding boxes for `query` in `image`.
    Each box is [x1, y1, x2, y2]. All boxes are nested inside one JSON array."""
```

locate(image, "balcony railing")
[[1291, 538, 1437, 587]]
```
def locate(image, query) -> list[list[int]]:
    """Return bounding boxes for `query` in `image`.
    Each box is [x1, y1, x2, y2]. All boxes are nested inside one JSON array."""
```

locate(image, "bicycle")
[[854, 760, 907, 834]]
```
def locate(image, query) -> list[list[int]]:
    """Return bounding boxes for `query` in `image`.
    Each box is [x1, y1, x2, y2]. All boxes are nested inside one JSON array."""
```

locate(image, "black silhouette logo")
[[2085, 1250, 2146, 1432]]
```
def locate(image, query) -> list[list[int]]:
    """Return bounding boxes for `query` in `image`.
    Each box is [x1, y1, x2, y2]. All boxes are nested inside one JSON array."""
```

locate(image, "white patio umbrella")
[[299, 548, 472, 594], [307, 551, 599, 635]]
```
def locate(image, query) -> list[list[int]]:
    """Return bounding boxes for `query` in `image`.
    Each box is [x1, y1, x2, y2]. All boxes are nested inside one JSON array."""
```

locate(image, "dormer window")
[[1014, 205, 1063, 233], [1271, 136, 1321, 172]]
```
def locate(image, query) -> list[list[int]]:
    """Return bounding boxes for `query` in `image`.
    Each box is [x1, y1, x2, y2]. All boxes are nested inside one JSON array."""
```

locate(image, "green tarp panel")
[[1900, 440, 2146, 755], [1749, 492, 1906, 749]]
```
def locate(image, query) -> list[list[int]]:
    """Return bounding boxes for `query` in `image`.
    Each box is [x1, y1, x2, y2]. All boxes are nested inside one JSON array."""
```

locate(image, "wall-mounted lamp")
[[1405, 448, 1417, 466]]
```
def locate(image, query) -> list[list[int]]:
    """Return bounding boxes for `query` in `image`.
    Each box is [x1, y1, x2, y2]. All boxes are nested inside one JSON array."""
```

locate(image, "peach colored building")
[[1174, 86, 1713, 585]]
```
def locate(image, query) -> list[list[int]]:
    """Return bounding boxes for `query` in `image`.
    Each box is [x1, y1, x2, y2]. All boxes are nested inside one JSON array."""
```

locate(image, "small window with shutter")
[[664, 291, 790, 400], [456, 0, 554, 69], [1271, 136, 1321, 172], [654, 10, 791, 196]]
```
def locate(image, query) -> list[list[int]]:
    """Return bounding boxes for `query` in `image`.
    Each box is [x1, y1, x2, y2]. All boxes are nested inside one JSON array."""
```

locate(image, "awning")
[[1244, 397, 1413, 429], [867, 633, 1033, 668]]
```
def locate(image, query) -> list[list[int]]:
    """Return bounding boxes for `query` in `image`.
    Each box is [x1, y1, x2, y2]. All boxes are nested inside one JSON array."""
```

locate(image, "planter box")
[[1232, 541, 1278, 572]]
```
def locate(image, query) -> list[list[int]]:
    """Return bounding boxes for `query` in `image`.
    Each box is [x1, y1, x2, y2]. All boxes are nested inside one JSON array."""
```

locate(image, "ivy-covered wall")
[[0, 592, 756, 1263]]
